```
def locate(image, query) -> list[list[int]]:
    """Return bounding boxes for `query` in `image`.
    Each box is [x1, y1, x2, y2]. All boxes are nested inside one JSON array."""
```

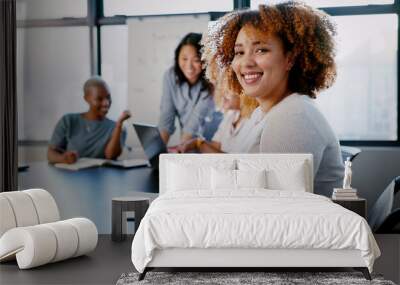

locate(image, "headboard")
[[159, 153, 314, 194]]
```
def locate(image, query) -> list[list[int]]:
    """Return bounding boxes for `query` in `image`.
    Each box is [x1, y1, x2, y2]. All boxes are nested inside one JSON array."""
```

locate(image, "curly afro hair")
[[202, 1, 337, 99]]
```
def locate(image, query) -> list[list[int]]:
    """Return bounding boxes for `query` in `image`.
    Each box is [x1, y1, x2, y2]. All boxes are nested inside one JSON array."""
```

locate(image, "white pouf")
[[0, 189, 98, 269]]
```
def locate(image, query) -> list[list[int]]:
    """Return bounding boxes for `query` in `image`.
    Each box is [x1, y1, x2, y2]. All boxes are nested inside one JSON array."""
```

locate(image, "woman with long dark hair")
[[158, 33, 214, 144]]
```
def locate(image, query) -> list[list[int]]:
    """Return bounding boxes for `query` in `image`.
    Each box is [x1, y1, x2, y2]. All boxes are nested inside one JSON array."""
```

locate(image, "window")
[[100, 26, 129, 121], [104, 0, 233, 16], [251, 0, 394, 9], [250, 0, 398, 142], [16, 0, 87, 20], [317, 14, 397, 141], [17, 0, 400, 144], [17, 27, 91, 141]]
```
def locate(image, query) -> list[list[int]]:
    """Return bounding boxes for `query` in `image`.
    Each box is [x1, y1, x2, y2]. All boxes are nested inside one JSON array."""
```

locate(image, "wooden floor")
[[0, 235, 133, 285]]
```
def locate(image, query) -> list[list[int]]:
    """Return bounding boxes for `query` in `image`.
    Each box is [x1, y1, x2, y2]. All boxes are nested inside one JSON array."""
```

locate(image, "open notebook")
[[54, 158, 149, 171]]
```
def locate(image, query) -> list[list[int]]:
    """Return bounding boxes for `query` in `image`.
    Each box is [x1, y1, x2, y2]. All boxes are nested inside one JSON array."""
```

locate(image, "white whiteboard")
[[127, 14, 210, 145]]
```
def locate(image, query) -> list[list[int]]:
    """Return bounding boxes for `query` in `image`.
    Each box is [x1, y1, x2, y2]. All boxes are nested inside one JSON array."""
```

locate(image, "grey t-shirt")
[[49, 113, 126, 159], [158, 67, 215, 136]]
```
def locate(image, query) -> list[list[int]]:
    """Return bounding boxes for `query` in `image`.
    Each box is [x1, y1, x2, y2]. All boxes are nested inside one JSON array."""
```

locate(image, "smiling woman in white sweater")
[[202, 2, 344, 196], [232, 93, 344, 196]]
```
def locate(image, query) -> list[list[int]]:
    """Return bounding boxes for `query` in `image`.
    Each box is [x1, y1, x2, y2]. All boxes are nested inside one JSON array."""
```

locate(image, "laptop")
[[133, 123, 168, 169]]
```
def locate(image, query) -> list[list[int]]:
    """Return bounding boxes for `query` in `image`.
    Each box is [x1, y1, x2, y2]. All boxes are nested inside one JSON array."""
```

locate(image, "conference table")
[[18, 162, 159, 234]]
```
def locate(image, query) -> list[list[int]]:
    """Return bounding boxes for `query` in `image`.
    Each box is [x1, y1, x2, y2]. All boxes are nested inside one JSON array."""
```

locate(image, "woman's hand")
[[61, 151, 78, 164], [48, 146, 78, 164], [167, 146, 179, 153], [117, 110, 131, 126], [177, 138, 198, 153], [105, 111, 131, 160]]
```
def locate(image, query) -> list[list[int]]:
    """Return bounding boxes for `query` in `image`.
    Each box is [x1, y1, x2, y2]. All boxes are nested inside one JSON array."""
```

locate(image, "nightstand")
[[332, 198, 367, 219], [112, 196, 150, 242]]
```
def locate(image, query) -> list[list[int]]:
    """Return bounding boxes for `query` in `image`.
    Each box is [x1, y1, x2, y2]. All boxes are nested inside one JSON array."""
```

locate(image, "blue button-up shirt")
[[158, 67, 215, 136]]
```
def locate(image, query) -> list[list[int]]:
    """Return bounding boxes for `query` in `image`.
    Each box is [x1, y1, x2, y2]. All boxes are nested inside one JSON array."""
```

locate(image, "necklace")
[[86, 124, 91, 133]]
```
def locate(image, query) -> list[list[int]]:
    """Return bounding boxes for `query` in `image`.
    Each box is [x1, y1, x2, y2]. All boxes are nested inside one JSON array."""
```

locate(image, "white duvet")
[[131, 190, 380, 273]]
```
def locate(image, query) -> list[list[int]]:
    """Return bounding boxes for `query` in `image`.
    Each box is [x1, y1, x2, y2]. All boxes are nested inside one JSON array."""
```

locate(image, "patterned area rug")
[[116, 271, 396, 285]]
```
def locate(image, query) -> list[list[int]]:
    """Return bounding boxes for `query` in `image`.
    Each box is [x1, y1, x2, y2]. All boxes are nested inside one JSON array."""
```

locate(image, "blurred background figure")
[[48, 76, 131, 164], [158, 32, 215, 145], [178, 76, 258, 153]]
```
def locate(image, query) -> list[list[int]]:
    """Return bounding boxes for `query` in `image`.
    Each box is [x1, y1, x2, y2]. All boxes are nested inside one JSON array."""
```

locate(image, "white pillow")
[[237, 159, 309, 192], [267, 165, 306, 191], [236, 169, 267, 189], [166, 159, 236, 192], [211, 168, 236, 190], [211, 169, 267, 190], [167, 162, 211, 191]]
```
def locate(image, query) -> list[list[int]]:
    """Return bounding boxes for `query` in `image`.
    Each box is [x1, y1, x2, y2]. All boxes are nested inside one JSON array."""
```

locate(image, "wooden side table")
[[112, 196, 150, 242], [332, 198, 367, 219]]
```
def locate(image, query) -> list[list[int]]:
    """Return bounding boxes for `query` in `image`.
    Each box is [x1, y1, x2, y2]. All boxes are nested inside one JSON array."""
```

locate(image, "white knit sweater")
[[232, 93, 344, 197]]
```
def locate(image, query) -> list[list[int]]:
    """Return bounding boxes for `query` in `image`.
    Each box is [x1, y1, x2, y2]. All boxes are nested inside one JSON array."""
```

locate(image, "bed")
[[131, 154, 380, 280]]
